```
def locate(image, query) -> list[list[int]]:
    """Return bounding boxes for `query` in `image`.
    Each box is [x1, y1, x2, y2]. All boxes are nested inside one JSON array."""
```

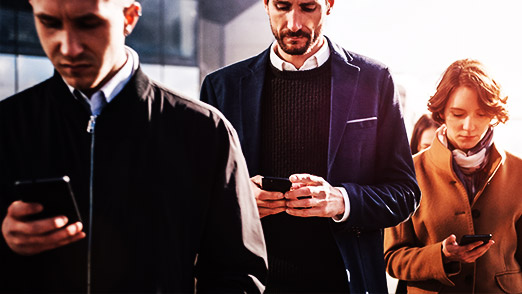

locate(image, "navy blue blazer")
[[201, 37, 420, 293]]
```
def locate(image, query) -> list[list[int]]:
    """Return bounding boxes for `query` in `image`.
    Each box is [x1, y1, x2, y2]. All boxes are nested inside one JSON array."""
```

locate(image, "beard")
[[273, 28, 320, 56]]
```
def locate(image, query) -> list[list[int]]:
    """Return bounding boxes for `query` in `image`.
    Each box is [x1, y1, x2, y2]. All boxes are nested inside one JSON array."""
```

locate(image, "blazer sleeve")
[[194, 115, 267, 293], [200, 75, 218, 108], [384, 219, 457, 286], [340, 69, 421, 230]]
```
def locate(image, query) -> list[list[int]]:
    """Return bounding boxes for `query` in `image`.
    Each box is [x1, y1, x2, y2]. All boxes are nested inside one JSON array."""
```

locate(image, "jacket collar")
[[425, 133, 506, 203]]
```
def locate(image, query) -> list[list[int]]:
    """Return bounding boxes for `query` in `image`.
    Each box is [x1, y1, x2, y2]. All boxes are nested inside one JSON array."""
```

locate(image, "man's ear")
[[326, 0, 334, 15], [263, 0, 269, 14], [123, 2, 142, 37]]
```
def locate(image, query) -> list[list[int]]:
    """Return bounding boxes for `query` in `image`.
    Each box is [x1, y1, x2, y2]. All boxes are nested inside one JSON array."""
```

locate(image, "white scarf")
[[436, 125, 490, 172]]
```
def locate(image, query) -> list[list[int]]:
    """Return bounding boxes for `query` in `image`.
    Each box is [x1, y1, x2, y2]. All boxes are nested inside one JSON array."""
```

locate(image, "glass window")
[[0, 0, 198, 66], [0, 5, 45, 57], [127, 0, 198, 66], [0, 54, 15, 100]]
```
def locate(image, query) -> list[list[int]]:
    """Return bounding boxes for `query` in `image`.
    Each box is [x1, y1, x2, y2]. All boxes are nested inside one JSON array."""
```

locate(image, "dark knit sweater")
[[259, 60, 349, 293]]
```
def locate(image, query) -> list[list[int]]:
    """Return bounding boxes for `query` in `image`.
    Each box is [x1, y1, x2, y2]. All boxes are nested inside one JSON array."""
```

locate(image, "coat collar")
[[424, 134, 506, 204]]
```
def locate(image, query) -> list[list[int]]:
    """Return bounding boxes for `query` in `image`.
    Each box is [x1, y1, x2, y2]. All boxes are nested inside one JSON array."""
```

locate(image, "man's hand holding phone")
[[2, 176, 85, 255], [2, 201, 85, 256], [251, 175, 288, 218]]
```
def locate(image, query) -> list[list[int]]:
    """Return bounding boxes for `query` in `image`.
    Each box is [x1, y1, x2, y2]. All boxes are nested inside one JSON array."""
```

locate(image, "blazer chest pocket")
[[345, 117, 377, 130], [333, 117, 378, 176]]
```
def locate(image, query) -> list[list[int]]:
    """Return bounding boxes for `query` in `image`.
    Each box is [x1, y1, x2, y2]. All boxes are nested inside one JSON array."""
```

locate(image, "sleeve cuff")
[[332, 187, 350, 223]]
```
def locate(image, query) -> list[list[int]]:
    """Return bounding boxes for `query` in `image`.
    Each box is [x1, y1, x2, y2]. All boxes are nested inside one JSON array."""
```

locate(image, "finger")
[[251, 175, 263, 187], [466, 240, 495, 250], [8, 222, 85, 255], [285, 197, 316, 208], [259, 207, 286, 218], [286, 207, 323, 217], [290, 182, 308, 190], [469, 240, 495, 253], [7, 201, 43, 219], [289, 174, 324, 185], [446, 234, 458, 245], [257, 199, 286, 209], [35, 222, 84, 246], [285, 186, 324, 200], [12, 216, 69, 236], [257, 190, 285, 201], [462, 248, 489, 263]]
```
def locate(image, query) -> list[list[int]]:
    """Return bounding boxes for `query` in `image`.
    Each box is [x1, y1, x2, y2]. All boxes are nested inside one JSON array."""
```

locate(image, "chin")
[[457, 142, 479, 151]]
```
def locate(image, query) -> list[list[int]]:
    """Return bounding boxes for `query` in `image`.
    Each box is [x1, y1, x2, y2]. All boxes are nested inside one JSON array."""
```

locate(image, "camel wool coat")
[[384, 135, 522, 293]]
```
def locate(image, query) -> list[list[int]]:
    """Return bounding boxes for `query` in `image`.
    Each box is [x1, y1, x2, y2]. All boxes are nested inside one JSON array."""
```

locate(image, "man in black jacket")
[[0, 0, 267, 292]]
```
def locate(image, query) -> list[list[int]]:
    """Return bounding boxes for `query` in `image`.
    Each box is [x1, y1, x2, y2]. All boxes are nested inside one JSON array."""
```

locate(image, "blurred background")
[[1, 0, 521, 155]]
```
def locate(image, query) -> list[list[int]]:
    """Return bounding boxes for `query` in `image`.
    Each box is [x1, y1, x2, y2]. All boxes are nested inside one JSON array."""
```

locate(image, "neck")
[[276, 36, 325, 69], [83, 51, 128, 98]]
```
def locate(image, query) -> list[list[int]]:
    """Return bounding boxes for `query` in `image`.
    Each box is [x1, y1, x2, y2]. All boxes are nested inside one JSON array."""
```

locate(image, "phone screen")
[[460, 234, 492, 246], [262, 176, 292, 193]]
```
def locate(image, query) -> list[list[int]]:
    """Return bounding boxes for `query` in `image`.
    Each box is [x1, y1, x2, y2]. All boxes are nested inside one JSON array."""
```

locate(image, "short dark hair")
[[428, 59, 509, 127], [410, 114, 439, 154]]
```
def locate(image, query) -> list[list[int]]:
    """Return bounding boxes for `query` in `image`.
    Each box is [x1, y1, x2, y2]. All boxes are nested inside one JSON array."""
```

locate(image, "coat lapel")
[[239, 49, 269, 175], [327, 39, 361, 175]]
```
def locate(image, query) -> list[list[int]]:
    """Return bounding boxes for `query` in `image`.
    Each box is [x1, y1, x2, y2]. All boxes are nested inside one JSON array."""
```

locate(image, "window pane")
[[0, 54, 15, 100], [127, 0, 198, 66]]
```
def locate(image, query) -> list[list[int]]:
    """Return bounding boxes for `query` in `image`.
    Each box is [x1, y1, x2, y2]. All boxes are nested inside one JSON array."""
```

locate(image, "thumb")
[[251, 175, 263, 186], [446, 234, 457, 245]]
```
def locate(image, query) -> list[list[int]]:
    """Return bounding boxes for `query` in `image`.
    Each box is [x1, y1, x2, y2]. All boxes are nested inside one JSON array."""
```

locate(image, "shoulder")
[[1, 78, 53, 105], [0, 77, 56, 115], [502, 149, 522, 169], [204, 48, 270, 82], [328, 37, 390, 75], [147, 79, 236, 135]]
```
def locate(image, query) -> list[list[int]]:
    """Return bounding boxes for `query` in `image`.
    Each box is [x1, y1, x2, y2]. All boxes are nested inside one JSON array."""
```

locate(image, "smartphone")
[[460, 234, 492, 246], [14, 176, 82, 223], [262, 176, 292, 193]]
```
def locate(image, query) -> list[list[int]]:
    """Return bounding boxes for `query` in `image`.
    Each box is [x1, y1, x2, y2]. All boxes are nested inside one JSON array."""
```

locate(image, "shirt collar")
[[269, 36, 330, 71], [66, 46, 139, 103]]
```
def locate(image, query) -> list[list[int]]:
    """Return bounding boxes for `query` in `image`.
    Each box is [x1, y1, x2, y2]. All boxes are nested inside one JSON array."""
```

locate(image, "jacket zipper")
[[86, 115, 96, 294]]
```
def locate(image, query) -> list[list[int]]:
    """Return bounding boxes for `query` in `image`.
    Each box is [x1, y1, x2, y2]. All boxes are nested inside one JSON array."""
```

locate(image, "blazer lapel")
[[327, 39, 361, 175], [239, 49, 269, 175]]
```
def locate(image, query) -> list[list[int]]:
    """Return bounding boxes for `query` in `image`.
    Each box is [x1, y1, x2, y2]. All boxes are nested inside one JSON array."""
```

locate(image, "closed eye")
[[301, 4, 317, 12], [36, 14, 62, 29]]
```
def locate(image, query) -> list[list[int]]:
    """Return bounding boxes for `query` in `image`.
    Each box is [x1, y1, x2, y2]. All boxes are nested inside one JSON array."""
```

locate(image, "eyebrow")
[[35, 12, 103, 22], [35, 13, 59, 22]]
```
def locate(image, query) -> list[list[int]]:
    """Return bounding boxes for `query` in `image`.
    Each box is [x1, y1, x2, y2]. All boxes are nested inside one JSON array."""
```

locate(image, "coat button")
[[472, 209, 481, 219]]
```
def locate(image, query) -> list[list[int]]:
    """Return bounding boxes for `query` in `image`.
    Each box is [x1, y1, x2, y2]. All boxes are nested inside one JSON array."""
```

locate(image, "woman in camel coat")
[[384, 59, 522, 293]]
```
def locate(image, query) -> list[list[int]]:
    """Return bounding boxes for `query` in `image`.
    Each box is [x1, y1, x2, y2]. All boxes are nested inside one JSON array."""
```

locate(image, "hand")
[[442, 234, 494, 264], [2, 201, 86, 256], [284, 174, 345, 218], [251, 175, 286, 218]]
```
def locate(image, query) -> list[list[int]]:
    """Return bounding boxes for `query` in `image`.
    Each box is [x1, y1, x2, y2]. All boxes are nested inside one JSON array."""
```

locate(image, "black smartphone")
[[460, 234, 492, 246], [14, 176, 82, 223], [262, 176, 292, 193]]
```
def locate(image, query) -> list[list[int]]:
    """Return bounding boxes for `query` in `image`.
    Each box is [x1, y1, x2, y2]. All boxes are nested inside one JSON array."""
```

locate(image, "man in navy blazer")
[[201, 0, 420, 292]]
